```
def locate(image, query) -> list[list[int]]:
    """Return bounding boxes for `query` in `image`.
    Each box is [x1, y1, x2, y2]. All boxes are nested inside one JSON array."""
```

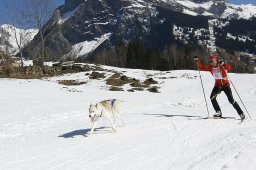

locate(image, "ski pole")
[[228, 78, 252, 120], [197, 62, 210, 117], [220, 65, 252, 120]]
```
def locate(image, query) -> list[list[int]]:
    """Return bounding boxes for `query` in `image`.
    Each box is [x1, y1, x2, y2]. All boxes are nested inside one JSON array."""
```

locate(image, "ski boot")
[[213, 111, 222, 118], [239, 113, 245, 121]]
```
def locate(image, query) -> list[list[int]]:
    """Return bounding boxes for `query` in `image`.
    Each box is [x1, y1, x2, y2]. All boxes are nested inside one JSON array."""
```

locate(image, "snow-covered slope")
[[0, 24, 38, 54], [173, 0, 256, 19], [62, 33, 112, 60], [1, 65, 256, 170]]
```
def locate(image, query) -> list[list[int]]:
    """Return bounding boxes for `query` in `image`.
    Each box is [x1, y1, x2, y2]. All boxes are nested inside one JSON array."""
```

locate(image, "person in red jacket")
[[194, 55, 245, 120]]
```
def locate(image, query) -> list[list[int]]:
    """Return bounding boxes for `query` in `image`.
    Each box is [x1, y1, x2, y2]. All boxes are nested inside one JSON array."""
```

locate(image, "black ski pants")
[[210, 86, 243, 115]]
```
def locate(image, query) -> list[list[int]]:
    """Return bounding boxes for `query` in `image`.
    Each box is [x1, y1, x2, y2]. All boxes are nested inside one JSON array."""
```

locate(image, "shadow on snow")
[[58, 127, 110, 138], [143, 113, 201, 119], [143, 113, 236, 120]]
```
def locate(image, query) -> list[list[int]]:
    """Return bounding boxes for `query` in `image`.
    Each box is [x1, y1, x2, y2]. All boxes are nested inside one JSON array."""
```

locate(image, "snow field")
[[0, 66, 256, 170]]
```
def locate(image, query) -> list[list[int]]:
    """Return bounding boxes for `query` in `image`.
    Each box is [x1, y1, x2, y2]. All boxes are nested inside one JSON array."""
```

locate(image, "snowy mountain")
[[22, 0, 256, 62], [169, 0, 256, 19], [1, 64, 256, 169], [0, 24, 38, 55]]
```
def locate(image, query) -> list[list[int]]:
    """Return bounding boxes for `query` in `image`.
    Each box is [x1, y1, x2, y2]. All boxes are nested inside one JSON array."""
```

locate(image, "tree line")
[[90, 40, 255, 73]]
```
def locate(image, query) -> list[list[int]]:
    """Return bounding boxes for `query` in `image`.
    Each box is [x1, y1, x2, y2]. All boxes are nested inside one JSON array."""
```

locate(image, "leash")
[[210, 93, 220, 101], [121, 100, 172, 106]]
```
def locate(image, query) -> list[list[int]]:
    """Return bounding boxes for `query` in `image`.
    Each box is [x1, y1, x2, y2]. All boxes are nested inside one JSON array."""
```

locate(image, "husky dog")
[[88, 99, 125, 135]]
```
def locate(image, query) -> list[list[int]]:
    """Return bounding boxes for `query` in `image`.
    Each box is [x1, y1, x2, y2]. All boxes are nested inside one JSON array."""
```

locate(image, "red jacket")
[[197, 60, 231, 87]]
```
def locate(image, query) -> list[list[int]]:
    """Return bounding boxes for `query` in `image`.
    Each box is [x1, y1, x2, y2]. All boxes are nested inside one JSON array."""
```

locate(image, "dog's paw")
[[112, 129, 117, 133]]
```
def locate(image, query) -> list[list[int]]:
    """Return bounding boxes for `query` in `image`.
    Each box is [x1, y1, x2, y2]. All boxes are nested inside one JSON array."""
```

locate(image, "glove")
[[219, 60, 225, 66], [194, 56, 199, 61]]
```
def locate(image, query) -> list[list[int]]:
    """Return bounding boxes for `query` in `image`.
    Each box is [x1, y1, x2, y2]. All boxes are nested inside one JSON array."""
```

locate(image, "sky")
[[230, 0, 256, 5], [0, 0, 65, 26], [0, 0, 255, 26]]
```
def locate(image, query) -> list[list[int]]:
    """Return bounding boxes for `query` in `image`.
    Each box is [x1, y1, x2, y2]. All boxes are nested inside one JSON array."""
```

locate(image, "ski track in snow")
[[1, 67, 256, 170]]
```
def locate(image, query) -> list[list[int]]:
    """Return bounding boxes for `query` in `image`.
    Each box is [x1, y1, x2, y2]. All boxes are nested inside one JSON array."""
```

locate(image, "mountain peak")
[[0, 24, 38, 54]]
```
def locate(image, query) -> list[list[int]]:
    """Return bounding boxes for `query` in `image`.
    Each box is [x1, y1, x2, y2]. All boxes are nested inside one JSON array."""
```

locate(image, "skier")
[[194, 55, 245, 120]]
